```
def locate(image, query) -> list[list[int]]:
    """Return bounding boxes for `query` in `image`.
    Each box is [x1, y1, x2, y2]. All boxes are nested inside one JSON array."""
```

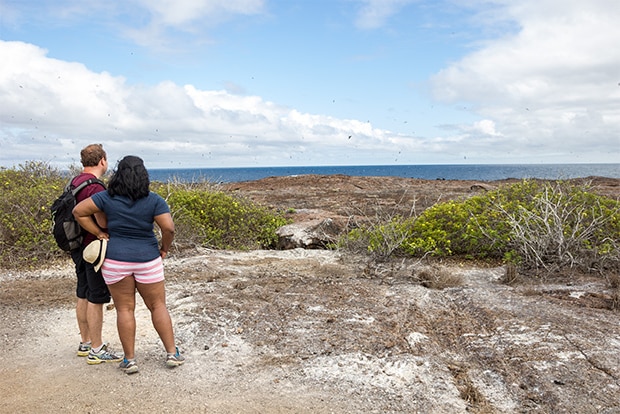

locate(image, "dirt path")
[[1, 251, 359, 413], [3, 248, 620, 413]]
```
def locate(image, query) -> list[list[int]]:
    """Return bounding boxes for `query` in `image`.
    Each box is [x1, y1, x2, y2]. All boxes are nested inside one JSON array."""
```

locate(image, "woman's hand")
[[155, 212, 174, 260]]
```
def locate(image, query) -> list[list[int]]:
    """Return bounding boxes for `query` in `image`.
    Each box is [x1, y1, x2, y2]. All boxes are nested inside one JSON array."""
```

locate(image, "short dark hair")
[[108, 155, 150, 201], [80, 144, 106, 167]]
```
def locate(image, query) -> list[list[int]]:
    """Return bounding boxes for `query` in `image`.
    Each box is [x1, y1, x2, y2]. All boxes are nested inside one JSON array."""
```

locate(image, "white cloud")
[[472, 119, 501, 137], [430, 0, 620, 161], [1, 41, 128, 127], [354, 0, 417, 30], [1, 0, 114, 27], [0, 40, 426, 168], [2, 0, 266, 51], [135, 0, 265, 26], [122, 0, 265, 49], [2, 0, 619, 168]]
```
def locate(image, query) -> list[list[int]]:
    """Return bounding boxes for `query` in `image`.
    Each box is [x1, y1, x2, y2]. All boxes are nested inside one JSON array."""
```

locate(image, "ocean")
[[148, 163, 620, 184]]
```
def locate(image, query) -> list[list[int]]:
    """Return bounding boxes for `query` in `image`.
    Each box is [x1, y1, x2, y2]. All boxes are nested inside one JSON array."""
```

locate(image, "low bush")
[[0, 162, 67, 267], [337, 195, 420, 261], [154, 183, 289, 250], [494, 180, 620, 275], [338, 216, 416, 260], [343, 179, 620, 277]]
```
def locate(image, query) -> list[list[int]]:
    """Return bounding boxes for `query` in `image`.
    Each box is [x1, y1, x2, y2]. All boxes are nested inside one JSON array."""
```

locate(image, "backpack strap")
[[70, 177, 106, 196]]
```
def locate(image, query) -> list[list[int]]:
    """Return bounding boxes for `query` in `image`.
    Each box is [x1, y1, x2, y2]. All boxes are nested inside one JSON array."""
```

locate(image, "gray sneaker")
[[87, 343, 123, 365], [119, 358, 139, 375], [165, 347, 185, 368]]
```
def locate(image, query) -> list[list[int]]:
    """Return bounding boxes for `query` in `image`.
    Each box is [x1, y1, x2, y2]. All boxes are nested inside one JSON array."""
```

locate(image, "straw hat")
[[83, 239, 107, 272]]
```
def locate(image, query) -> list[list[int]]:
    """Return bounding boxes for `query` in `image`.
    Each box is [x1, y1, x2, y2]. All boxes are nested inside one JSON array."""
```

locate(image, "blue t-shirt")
[[91, 191, 170, 262]]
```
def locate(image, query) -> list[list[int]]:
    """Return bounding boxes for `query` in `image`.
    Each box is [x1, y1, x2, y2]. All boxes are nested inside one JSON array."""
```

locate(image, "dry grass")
[[501, 263, 520, 285], [415, 265, 463, 289]]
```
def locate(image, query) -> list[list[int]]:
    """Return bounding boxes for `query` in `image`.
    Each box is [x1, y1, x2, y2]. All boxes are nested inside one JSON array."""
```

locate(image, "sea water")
[[148, 164, 620, 184]]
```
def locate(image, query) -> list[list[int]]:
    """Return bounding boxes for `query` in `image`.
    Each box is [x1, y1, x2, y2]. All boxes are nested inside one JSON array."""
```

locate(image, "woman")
[[74, 155, 184, 375]]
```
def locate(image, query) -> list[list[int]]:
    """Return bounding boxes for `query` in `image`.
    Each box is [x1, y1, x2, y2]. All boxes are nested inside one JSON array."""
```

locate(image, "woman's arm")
[[154, 212, 175, 258], [73, 198, 109, 240], [94, 210, 107, 229]]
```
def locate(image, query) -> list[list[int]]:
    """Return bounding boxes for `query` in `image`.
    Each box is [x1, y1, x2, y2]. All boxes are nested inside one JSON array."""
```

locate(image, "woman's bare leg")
[[107, 276, 137, 359], [136, 281, 176, 353]]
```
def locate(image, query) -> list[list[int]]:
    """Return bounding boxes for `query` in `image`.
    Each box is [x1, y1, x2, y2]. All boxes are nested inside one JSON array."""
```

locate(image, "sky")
[[1, 0, 619, 169]]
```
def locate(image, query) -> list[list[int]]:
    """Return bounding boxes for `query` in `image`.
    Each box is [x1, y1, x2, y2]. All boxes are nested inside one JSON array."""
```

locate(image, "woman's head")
[[108, 155, 150, 200]]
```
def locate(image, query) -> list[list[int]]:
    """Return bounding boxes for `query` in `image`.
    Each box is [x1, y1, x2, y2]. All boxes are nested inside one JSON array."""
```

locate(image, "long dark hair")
[[108, 155, 150, 200]]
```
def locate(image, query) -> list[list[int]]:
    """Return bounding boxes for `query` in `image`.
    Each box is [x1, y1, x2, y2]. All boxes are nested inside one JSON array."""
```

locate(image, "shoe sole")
[[87, 357, 123, 365], [77, 350, 90, 357], [122, 366, 139, 374], [166, 360, 185, 368]]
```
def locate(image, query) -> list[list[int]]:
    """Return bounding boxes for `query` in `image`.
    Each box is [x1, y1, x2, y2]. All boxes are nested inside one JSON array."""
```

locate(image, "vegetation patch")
[[153, 182, 289, 250], [0, 162, 67, 268], [341, 179, 620, 281], [0, 163, 289, 269], [2, 162, 618, 284]]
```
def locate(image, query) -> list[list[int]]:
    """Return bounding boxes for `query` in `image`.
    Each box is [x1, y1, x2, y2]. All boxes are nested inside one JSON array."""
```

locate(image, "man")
[[70, 144, 122, 364]]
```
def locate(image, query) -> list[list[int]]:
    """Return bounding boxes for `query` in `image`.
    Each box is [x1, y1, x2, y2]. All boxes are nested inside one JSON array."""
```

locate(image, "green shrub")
[[154, 184, 289, 250], [344, 179, 620, 276], [402, 181, 536, 258], [0, 162, 68, 267], [338, 216, 415, 260], [401, 195, 507, 259]]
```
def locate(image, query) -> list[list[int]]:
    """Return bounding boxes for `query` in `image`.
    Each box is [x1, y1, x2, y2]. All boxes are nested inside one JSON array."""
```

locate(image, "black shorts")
[[71, 247, 111, 304]]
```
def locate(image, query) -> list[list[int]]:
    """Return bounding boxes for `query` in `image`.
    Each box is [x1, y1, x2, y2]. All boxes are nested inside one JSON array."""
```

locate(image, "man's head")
[[81, 144, 107, 167], [80, 143, 108, 176]]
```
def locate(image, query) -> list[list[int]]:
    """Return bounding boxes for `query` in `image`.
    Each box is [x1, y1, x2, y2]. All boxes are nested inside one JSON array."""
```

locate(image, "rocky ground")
[[1, 174, 620, 413]]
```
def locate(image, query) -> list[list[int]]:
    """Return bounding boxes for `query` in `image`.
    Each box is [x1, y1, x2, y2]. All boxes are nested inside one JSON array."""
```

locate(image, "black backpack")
[[50, 177, 105, 251]]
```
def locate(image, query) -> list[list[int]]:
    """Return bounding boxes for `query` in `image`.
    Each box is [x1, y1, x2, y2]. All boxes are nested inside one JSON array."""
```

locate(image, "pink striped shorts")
[[101, 257, 165, 285]]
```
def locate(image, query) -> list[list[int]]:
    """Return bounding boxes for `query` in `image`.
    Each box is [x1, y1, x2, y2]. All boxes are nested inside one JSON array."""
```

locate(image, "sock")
[[92, 344, 104, 353]]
